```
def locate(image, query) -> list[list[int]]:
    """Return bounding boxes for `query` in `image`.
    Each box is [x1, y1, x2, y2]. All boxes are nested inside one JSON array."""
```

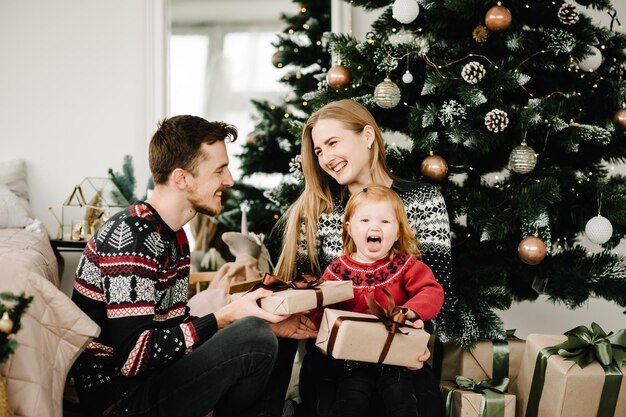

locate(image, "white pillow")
[[0, 159, 29, 200], [0, 158, 31, 214], [0, 183, 32, 228]]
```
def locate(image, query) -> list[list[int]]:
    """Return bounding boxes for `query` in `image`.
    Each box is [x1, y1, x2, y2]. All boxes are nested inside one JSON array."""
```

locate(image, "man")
[[71, 115, 311, 417]]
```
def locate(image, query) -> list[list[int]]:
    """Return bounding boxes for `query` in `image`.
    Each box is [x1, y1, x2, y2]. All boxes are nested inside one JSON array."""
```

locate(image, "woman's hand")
[[267, 313, 318, 339]]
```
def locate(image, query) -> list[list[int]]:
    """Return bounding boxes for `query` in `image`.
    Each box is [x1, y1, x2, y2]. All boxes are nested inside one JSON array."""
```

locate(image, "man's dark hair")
[[149, 115, 237, 184]]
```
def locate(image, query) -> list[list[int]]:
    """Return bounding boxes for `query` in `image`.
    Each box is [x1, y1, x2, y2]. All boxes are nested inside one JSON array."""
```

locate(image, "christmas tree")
[[243, 0, 626, 348], [227, 0, 331, 237], [0, 292, 32, 364]]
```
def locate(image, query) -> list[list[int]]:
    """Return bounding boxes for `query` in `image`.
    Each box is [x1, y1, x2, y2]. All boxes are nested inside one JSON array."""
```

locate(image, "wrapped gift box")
[[228, 277, 262, 294], [438, 336, 525, 385], [315, 308, 430, 368], [260, 280, 353, 315], [513, 333, 626, 417], [441, 381, 516, 417]]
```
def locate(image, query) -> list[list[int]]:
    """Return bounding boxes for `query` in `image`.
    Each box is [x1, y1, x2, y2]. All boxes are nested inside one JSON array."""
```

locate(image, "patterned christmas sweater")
[[311, 253, 444, 327], [298, 180, 452, 309], [71, 202, 216, 395]]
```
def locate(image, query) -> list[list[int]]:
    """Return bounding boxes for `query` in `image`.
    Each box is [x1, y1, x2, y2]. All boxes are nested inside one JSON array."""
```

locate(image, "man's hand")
[[214, 288, 288, 329], [267, 313, 318, 339]]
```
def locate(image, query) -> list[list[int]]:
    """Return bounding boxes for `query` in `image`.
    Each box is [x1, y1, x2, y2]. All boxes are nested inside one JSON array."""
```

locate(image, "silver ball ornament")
[[576, 46, 602, 72], [509, 142, 537, 174], [585, 215, 613, 244], [374, 78, 401, 109]]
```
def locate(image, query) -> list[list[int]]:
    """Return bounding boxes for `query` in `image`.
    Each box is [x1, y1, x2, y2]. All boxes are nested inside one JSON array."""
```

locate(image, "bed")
[[0, 158, 100, 417]]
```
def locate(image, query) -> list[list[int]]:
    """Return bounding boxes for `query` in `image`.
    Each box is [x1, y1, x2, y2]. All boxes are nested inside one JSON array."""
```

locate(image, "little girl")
[[312, 185, 444, 417]]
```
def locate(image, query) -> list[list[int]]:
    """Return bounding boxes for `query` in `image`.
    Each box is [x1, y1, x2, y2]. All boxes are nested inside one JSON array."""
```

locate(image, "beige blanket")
[[0, 229, 59, 287], [0, 230, 99, 417]]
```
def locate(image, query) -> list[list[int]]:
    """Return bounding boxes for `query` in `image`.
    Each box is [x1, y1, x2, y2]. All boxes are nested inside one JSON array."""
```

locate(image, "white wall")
[[333, 0, 626, 336], [0, 0, 166, 294]]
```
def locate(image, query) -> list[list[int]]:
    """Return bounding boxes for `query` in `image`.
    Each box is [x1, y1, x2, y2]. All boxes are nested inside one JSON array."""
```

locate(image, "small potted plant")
[[0, 292, 32, 417]]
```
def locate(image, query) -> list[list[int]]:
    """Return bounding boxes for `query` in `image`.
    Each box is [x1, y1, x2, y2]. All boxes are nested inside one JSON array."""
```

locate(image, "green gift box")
[[513, 323, 626, 417], [441, 376, 515, 417], [431, 332, 525, 385]]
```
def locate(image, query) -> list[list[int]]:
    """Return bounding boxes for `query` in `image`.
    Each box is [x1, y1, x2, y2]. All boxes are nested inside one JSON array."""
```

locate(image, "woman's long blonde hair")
[[342, 185, 420, 260], [274, 99, 394, 280]]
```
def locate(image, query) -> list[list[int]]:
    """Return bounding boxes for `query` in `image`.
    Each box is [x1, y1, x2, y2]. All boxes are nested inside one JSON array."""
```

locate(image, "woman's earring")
[[367, 143, 372, 150]]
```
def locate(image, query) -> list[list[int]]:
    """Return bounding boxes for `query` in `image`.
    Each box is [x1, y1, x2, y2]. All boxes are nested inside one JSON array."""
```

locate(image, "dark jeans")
[[299, 341, 444, 417], [85, 317, 278, 417], [254, 337, 300, 417], [334, 364, 417, 417]]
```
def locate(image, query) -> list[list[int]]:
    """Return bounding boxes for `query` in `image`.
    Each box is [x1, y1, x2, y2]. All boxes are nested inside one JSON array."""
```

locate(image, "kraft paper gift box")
[[259, 280, 354, 315], [228, 277, 262, 294], [441, 381, 516, 417], [438, 335, 525, 385], [315, 308, 430, 368], [513, 332, 626, 417]]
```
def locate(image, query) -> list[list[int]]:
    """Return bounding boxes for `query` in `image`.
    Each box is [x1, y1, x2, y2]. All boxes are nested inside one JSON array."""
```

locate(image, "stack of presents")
[[238, 273, 626, 417]]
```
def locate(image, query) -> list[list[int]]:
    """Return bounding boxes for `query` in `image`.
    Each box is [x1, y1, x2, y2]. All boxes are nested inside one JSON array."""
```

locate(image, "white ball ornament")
[[577, 45, 602, 72], [392, 0, 420, 24], [585, 215, 613, 244], [402, 70, 414, 84]]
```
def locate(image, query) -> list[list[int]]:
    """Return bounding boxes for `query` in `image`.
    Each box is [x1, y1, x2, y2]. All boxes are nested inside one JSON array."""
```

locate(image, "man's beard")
[[194, 204, 219, 217], [189, 192, 221, 217]]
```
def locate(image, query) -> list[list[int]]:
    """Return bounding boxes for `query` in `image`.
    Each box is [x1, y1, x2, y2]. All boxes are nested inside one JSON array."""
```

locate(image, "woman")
[[267, 99, 452, 417]]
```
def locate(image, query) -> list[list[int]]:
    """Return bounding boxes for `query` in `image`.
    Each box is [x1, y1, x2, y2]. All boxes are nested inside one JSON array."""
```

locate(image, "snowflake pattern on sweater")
[[71, 203, 217, 397], [297, 181, 452, 309]]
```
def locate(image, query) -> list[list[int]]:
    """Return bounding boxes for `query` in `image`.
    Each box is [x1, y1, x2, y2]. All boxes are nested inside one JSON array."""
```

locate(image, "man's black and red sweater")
[[71, 202, 216, 397]]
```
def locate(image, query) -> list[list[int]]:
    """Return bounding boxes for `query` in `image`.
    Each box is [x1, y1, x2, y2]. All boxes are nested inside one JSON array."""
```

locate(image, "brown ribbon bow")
[[250, 272, 324, 308], [366, 289, 409, 335], [326, 289, 408, 364]]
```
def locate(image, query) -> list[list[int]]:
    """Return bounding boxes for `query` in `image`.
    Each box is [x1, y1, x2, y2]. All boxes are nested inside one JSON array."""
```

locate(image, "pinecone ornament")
[[558, 2, 579, 25], [461, 61, 486, 84], [485, 109, 509, 132], [472, 25, 489, 43]]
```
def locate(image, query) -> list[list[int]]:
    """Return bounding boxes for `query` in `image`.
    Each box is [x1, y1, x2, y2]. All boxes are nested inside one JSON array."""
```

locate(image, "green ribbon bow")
[[525, 322, 626, 417], [445, 375, 510, 417]]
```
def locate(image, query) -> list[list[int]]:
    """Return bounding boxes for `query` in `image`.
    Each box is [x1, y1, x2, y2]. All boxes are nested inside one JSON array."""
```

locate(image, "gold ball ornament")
[[518, 236, 547, 265], [485, 5, 512, 32], [271, 50, 283, 68], [614, 108, 626, 129], [326, 64, 352, 89], [374, 77, 401, 109], [0, 311, 13, 334], [420, 154, 448, 182]]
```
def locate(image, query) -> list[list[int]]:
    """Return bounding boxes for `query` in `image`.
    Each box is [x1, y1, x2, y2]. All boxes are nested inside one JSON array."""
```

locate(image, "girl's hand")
[[409, 319, 424, 329], [405, 319, 429, 369]]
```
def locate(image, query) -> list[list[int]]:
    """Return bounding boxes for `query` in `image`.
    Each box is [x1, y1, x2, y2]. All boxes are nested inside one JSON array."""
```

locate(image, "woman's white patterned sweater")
[[297, 181, 453, 311]]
